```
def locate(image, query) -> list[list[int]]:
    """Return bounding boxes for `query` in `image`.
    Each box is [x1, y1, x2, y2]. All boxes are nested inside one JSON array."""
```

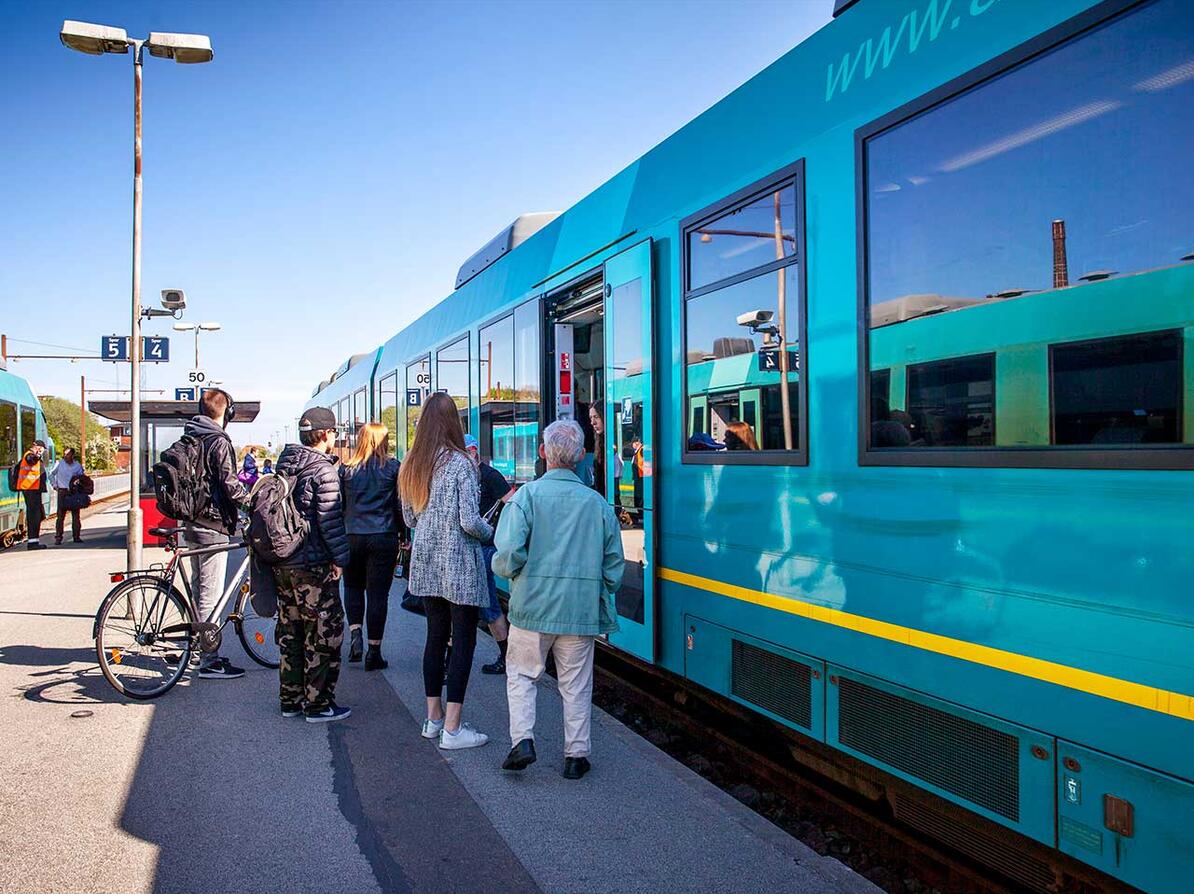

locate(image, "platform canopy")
[[88, 399, 260, 423]]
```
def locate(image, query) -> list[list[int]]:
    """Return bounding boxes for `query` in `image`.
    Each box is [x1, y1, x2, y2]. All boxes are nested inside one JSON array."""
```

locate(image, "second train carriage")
[[0, 366, 53, 547], [306, 1, 1194, 890]]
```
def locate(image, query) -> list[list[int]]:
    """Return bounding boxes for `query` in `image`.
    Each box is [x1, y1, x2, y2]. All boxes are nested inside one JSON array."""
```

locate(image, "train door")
[[602, 239, 655, 661]]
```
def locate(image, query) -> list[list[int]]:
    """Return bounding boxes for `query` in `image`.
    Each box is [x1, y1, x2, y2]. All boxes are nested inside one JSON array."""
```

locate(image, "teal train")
[[0, 365, 52, 547], [307, 2, 1193, 889]]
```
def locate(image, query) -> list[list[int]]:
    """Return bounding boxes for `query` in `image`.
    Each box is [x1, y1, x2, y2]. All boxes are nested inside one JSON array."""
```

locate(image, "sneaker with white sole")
[[198, 658, 245, 680], [439, 722, 488, 750], [421, 717, 445, 740], [305, 703, 352, 724]]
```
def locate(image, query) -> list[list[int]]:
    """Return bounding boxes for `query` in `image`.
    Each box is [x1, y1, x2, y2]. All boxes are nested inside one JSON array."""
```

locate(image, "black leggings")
[[343, 532, 399, 642], [422, 596, 478, 704]]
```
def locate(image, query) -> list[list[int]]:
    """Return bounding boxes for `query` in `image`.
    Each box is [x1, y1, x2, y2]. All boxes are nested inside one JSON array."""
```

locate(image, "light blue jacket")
[[492, 468, 624, 636]]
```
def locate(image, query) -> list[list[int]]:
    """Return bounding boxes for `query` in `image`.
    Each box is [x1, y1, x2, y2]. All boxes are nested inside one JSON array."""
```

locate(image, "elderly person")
[[493, 419, 625, 780]]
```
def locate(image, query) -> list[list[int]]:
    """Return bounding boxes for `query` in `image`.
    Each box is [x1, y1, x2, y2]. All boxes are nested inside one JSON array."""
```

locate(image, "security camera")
[[161, 289, 187, 312], [736, 309, 774, 327]]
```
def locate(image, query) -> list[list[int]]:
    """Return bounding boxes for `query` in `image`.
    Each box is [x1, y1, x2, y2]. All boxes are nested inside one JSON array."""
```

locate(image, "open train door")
[[602, 239, 655, 661]]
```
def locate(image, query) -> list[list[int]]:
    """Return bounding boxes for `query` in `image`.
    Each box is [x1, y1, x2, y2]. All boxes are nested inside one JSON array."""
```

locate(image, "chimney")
[[1052, 219, 1069, 289]]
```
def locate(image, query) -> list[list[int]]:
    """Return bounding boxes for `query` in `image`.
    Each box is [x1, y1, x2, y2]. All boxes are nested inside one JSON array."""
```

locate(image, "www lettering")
[[825, 0, 998, 102]]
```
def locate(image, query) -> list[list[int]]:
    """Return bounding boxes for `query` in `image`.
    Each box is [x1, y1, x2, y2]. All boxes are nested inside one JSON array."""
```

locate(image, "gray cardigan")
[[402, 449, 493, 606]]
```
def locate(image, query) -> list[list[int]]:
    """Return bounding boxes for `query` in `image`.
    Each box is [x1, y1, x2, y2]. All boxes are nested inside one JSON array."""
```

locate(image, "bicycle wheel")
[[95, 576, 194, 699], [235, 584, 279, 669]]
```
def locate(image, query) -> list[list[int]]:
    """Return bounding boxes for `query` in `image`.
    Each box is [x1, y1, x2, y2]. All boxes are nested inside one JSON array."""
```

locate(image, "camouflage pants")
[[273, 564, 344, 712]]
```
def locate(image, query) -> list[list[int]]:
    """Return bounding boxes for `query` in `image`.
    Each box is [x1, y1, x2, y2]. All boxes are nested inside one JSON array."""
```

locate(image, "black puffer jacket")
[[274, 444, 350, 568], [339, 457, 400, 535], [184, 415, 249, 535]]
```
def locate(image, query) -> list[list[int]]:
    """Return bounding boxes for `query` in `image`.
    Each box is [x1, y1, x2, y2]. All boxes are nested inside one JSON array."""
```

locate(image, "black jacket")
[[184, 415, 249, 535], [339, 457, 400, 535], [275, 443, 351, 568]]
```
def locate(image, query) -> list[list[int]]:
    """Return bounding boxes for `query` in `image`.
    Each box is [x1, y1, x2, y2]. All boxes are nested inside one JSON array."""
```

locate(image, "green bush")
[[38, 395, 118, 472]]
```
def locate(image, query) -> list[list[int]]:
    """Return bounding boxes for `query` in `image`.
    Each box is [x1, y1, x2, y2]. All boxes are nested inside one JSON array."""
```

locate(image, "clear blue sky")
[[0, 0, 830, 446]]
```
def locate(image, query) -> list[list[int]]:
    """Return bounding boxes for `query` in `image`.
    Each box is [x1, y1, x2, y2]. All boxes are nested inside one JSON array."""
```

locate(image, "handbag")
[[61, 492, 91, 510]]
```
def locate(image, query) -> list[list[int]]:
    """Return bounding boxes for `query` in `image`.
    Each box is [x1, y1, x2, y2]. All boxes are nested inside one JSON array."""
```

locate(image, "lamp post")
[[172, 321, 221, 368], [60, 20, 213, 572]]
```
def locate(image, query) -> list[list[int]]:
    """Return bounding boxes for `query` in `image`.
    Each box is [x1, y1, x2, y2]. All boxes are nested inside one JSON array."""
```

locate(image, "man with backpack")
[[271, 407, 352, 723], [179, 389, 250, 680]]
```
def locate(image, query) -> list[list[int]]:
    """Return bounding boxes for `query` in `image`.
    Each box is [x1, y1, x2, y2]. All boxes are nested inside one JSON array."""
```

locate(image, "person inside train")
[[9, 439, 47, 550], [869, 397, 912, 448], [494, 420, 625, 779], [400, 392, 494, 751], [464, 434, 516, 675], [587, 402, 622, 498], [723, 421, 760, 451], [340, 422, 401, 671]]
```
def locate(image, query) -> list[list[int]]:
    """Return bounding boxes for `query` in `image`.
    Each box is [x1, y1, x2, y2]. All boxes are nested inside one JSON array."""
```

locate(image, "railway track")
[[590, 645, 1127, 894]]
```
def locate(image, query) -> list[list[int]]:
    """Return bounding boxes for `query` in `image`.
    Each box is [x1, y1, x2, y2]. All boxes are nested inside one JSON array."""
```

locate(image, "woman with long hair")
[[724, 420, 760, 451], [340, 422, 401, 670], [400, 392, 493, 750]]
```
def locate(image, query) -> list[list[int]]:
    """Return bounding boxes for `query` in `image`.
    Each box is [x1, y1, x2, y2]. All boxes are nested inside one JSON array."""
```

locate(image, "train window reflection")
[[863, 0, 1194, 460], [406, 356, 430, 451], [0, 402, 16, 466], [1051, 330, 1183, 446], [377, 372, 398, 454], [436, 336, 470, 434], [514, 301, 541, 481], [689, 183, 796, 291], [684, 264, 801, 453]]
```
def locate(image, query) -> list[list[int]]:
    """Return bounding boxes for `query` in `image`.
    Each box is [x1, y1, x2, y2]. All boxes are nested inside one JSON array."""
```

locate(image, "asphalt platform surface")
[[0, 506, 877, 894]]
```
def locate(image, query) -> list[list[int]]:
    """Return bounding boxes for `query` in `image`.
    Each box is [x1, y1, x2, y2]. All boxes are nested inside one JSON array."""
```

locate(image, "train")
[[0, 365, 53, 548], [305, 1, 1193, 890]]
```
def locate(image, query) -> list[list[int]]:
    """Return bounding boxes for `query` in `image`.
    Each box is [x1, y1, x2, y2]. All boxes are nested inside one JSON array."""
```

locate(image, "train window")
[[688, 182, 797, 292], [352, 389, 366, 440], [406, 356, 430, 451], [436, 336, 470, 434], [20, 406, 36, 455], [513, 300, 541, 481], [336, 398, 350, 448], [0, 402, 16, 465], [1051, 330, 1183, 446], [906, 355, 995, 447], [860, 0, 1194, 467], [479, 315, 515, 477], [377, 372, 398, 450]]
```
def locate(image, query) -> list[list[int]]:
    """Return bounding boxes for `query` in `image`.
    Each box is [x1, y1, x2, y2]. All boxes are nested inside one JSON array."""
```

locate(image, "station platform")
[[0, 507, 877, 894]]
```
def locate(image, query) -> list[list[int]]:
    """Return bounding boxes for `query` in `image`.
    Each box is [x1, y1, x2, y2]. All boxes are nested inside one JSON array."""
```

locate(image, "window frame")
[[0, 400, 17, 467], [435, 333, 472, 432], [854, 0, 1194, 470], [680, 158, 809, 466]]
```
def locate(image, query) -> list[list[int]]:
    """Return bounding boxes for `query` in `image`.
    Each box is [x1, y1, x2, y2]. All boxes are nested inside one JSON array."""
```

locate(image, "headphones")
[[198, 388, 236, 424]]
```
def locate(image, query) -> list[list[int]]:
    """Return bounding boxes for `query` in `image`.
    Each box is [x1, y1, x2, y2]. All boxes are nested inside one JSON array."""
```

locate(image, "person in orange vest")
[[9, 439, 48, 550]]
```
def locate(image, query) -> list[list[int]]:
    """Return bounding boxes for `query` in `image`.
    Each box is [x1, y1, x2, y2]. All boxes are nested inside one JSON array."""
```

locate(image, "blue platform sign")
[[143, 336, 169, 363], [757, 348, 800, 372], [406, 389, 423, 407], [175, 387, 197, 401], [101, 335, 128, 362]]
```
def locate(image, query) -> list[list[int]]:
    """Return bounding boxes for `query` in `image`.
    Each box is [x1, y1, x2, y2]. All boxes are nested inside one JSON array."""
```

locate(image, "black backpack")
[[245, 473, 309, 564], [152, 435, 209, 522]]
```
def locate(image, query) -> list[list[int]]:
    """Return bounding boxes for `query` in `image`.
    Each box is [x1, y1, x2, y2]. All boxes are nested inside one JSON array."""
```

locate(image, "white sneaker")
[[438, 722, 489, 750], [421, 717, 445, 739]]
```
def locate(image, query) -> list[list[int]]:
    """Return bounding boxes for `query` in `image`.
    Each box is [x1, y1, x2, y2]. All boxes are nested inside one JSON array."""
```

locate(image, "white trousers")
[[506, 625, 596, 758]]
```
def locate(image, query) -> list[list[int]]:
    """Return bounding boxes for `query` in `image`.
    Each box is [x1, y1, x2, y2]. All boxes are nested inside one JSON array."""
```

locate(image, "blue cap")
[[464, 434, 479, 450], [687, 432, 725, 451]]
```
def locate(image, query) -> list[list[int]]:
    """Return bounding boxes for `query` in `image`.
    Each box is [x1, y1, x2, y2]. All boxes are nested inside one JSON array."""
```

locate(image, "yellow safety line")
[[659, 566, 1194, 722]]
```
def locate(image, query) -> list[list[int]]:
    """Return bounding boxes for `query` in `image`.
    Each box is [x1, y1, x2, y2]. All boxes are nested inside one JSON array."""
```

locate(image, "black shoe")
[[502, 739, 537, 771], [54, 537, 63, 545], [562, 757, 591, 780], [481, 657, 506, 675], [27, 542, 48, 551], [305, 702, 351, 724], [198, 657, 245, 680], [73, 536, 83, 543], [364, 646, 388, 671], [348, 628, 363, 663], [281, 703, 304, 718]]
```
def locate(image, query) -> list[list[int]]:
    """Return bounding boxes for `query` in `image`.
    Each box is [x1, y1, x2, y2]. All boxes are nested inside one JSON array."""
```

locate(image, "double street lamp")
[[60, 21, 213, 572], [172, 321, 222, 369]]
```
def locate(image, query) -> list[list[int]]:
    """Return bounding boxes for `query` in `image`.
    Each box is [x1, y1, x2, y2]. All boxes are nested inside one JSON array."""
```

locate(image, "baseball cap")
[[33, 439, 46, 448], [687, 432, 724, 451], [298, 407, 337, 432], [463, 434, 479, 450]]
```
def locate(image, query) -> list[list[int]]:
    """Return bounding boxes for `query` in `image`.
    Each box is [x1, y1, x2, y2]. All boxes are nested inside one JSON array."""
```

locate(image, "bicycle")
[[93, 526, 278, 699]]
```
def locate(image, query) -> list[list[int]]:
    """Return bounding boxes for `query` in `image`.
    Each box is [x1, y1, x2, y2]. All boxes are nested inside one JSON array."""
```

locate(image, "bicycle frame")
[[171, 540, 252, 628]]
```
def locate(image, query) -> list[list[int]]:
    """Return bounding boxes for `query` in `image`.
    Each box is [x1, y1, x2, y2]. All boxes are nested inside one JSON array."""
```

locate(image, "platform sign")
[[406, 389, 423, 407], [142, 336, 169, 363], [186, 369, 207, 386], [757, 348, 800, 373], [101, 335, 129, 362], [175, 387, 198, 401]]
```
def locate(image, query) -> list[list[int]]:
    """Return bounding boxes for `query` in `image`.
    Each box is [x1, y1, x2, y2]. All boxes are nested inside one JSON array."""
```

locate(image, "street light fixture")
[[60, 20, 214, 573], [172, 321, 222, 368]]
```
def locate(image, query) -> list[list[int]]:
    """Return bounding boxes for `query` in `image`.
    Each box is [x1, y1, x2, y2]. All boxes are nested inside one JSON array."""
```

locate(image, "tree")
[[38, 395, 118, 472]]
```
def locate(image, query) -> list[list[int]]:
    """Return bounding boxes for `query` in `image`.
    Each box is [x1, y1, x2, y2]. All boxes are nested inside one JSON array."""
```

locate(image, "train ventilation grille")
[[837, 677, 1020, 822], [891, 794, 1057, 893], [731, 639, 812, 730]]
